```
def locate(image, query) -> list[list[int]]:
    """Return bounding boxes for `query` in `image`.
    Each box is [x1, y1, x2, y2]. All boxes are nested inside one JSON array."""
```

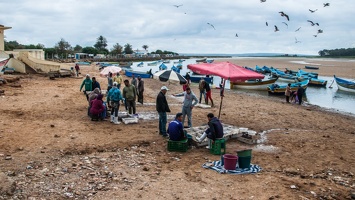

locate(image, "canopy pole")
[[218, 78, 226, 119]]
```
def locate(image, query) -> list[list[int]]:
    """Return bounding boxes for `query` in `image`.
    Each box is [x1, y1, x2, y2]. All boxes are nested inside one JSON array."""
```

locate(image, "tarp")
[[187, 61, 264, 82]]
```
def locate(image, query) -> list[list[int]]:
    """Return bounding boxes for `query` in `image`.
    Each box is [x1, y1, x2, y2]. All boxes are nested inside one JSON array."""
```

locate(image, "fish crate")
[[236, 133, 258, 145], [168, 139, 188, 152]]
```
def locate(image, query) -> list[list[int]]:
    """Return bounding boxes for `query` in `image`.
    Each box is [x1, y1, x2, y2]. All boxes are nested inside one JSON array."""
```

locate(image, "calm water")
[[129, 59, 355, 115]]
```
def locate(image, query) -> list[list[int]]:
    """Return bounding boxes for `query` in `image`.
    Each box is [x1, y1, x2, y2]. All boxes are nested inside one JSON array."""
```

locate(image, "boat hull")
[[186, 76, 213, 84], [334, 76, 355, 93], [267, 80, 309, 95], [125, 70, 151, 78], [305, 66, 319, 70], [231, 78, 278, 90]]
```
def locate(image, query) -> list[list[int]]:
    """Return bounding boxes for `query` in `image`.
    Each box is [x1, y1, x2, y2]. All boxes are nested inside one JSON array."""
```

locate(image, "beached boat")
[[285, 68, 298, 75], [297, 74, 327, 87], [298, 69, 318, 79], [76, 61, 91, 65], [125, 69, 152, 78], [162, 60, 170, 64], [305, 66, 319, 70], [278, 74, 299, 83], [147, 61, 159, 66], [119, 62, 132, 69], [171, 65, 180, 73], [196, 58, 207, 63], [206, 59, 214, 63], [267, 79, 309, 95], [244, 66, 256, 72], [262, 66, 272, 73], [185, 75, 213, 84], [176, 63, 183, 69], [137, 62, 144, 67], [230, 78, 278, 90], [334, 75, 355, 93], [159, 63, 168, 70]]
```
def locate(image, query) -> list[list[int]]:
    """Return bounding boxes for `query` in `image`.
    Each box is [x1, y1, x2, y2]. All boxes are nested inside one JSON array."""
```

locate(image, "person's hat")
[[86, 74, 90, 77], [161, 86, 169, 91], [113, 82, 118, 86]]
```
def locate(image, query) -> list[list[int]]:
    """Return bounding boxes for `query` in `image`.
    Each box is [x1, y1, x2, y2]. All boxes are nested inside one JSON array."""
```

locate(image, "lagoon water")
[[129, 58, 355, 115]]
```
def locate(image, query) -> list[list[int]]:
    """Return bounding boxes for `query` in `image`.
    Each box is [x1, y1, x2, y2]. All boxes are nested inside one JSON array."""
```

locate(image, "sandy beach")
[[0, 57, 354, 199]]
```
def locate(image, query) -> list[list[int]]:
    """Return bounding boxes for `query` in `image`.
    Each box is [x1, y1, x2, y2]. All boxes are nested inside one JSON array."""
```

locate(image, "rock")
[[290, 185, 297, 189], [54, 134, 60, 138], [143, 166, 150, 171], [310, 191, 316, 196], [50, 124, 55, 128], [0, 172, 16, 195], [4, 156, 12, 160]]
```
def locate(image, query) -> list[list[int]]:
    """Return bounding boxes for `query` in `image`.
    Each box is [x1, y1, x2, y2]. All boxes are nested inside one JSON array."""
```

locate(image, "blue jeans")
[[182, 106, 192, 127], [158, 112, 167, 135], [199, 90, 206, 103]]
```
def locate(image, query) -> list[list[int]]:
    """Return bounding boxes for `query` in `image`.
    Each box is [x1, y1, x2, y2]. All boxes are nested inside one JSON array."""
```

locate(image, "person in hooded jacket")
[[90, 94, 105, 120], [196, 113, 224, 149], [107, 82, 124, 124]]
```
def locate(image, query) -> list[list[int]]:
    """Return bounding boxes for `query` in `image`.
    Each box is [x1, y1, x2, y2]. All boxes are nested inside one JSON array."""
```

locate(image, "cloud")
[[0, 0, 354, 55]]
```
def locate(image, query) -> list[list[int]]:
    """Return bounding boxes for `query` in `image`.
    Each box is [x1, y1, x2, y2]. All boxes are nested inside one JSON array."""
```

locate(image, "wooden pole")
[[218, 78, 226, 119]]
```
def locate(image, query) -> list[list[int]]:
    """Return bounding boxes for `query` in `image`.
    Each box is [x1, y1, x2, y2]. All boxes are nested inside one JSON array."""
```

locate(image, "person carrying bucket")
[[196, 113, 224, 149]]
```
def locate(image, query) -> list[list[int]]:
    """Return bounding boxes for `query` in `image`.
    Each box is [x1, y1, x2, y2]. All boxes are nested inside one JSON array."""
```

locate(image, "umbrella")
[[187, 61, 264, 118], [153, 70, 187, 84], [99, 66, 122, 77]]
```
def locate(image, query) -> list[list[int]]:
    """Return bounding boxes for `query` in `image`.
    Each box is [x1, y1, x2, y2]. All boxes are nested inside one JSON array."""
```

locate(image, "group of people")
[[285, 83, 305, 105], [156, 86, 224, 148], [80, 71, 145, 124]]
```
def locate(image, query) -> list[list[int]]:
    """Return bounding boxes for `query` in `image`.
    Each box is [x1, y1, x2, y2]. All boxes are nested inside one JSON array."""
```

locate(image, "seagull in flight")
[[235, 33, 238, 37], [295, 27, 301, 32], [274, 25, 279, 32], [313, 34, 318, 37], [265, 22, 268, 26], [173, 4, 183, 8], [295, 37, 301, 43], [260, 0, 266, 2], [317, 29, 323, 34], [307, 20, 319, 26], [207, 23, 216, 30], [282, 22, 288, 28], [323, 3, 330, 7], [309, 9, 318, 13], [279, 11, 290, 21]]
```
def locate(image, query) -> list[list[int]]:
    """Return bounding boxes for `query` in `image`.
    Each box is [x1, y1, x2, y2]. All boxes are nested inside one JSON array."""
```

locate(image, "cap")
[[113, 82, 118, 86], [86, 74, 90, 77], [161, 86, 169, 91]]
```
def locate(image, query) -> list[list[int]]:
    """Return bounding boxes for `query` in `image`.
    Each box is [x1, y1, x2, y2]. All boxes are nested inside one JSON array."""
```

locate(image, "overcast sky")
[[0, 0, 354, 55]]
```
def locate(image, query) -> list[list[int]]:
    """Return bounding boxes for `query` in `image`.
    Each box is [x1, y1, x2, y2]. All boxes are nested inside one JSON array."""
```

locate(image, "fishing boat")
[[334, 75, 355, 93], [147, 61, 159, 66], [305, 66, 319, 70], [296, 74, 327, 87], [298, 69, 318, 79], [125, 69, 152, 79], [119, 62, 132, 69], [171, 65, 180, 73], [76, 61, 91, 65], [267, 79, 309, 95], [137, 62, 144, 67], [206, 59, 214, 63], [244, 66, 256, 72], [185, 74, 213, 84], [196, 58, 207, 63], [159, 63, 168, 70], [230, 78, 278, 90], [176, 63, 183, 69], [285, 68, 298, 75], [278, 74, 299, 83], [255, 65, 264, 73], [262, 66, 272, 73], [162, 60, 170, 64]]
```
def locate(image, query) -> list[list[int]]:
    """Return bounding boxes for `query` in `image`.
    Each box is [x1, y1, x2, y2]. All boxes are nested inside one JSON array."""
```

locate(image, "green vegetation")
[[4, 36, 178, 57], [319, 48, 355, 57]]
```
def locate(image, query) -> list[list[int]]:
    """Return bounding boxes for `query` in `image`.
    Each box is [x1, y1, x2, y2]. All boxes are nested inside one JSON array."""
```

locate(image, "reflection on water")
[[130, 59, 355, 115]]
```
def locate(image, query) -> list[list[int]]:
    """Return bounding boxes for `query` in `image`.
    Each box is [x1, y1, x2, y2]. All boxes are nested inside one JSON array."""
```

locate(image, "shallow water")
[[130, 59, 355, 115]]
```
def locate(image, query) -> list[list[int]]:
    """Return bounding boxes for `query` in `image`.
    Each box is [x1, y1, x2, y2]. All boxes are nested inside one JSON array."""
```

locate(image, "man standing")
[[196, 113, 224, 149], [92, 77, 101, 90], [297, 85, 305, 105], [80, 74, 93, 100], [198, 79, 206, 103], [167, 113, 185, 141], [285, 83, 291, 103], [113, 73, 123, 89], [137, 76, 144, 104], [107, 82, 124, 125], [123, 79, 137, 115], [156, 86, 171, 137], [107, 72, 113, 92], [131, 74, 138, 92], [204, 81, 214, 107], [173, 87, 198, 128], [74, 64, 80, 77]]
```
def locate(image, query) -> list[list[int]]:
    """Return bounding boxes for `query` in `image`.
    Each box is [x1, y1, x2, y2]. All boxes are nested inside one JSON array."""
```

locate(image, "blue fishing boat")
[[148, 61, 159, 66], [262, 66, 271, 73], [159, 63, 168, 70], [305, 66, 319, 70], [137, 62, 144, 67], [298, 69, 318, 79], [119, 62, 132, 69], [171, 65, 180, 73], [334, 75, 355, 93], [267, 80, 309, 95], [76, 61, 91, 65], [255, 65, 264, 73], [244, 66, 256, 72], [163, 60, 170, 64], [185, 75, 213, 84], [285, 68, 298, 75], [297, 73, 327, 87], [176, 63, 183, 69], [125, 69, 152, 78], [206, 59, 214, 63]]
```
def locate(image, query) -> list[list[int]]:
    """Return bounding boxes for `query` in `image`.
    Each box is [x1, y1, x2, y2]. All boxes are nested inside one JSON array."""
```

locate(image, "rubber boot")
[[113, 117, 121, 125], [110, 115, 114, 123], [205, 98, 208, 105], [196, 132, 207, 142], [206, 139, 211, 149]]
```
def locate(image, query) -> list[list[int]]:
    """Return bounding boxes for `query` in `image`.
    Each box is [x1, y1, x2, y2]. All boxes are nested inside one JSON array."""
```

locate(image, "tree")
[[111, 43, 123, 54], [73, 45, 83, 52], [54, 38, 72, 56], [142, 45, 149, 51], [123, 43, 133, 54], [94, 35, 108, 54], [4, 40, 23, 51], [82, 46, 98, 55]]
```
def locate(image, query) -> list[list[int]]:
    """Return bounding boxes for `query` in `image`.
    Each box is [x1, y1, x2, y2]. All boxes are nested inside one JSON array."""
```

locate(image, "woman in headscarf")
[[87, 88, 101, 116], [90, 94, 105, 120]]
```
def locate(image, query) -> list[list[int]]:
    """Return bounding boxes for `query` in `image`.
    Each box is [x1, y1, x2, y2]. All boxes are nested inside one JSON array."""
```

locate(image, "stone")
[[4, 156, 12, 160], [50, 124, 55, 128], [0, 172, 15, 195], [290, 185, 297, 189]]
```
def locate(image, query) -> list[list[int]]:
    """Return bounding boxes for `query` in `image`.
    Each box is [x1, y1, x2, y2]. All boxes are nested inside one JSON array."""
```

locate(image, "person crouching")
[[196, 113, 224, 149], [89, 94, 105, 121]]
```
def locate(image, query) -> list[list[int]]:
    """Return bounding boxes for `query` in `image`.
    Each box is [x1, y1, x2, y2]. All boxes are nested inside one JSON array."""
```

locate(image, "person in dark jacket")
[[92, 77, 101, 90], [156, 86, 171, 137], [137, 76, 144, 104], [167, 113, 185, 141], [204, 81, 214, 107], [196, 113, 224, 148], [297, 85, 305, 105]]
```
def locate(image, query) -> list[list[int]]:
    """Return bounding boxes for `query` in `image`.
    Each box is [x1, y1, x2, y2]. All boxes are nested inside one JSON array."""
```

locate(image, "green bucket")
[[238, 156, 251, 169], [237, 149, 252, 157]]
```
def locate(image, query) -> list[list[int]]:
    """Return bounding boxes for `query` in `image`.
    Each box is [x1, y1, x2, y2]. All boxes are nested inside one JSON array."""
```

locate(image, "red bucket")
[[223, 154, 238, 170]]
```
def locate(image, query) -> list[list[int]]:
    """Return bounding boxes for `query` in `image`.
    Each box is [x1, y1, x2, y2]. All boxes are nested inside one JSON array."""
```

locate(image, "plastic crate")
[[210, 138, 226, 155], [168, 139, 188, 152]]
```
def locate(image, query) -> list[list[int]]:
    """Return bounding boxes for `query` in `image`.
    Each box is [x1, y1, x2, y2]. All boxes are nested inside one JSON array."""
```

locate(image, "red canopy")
[[187, 61, 264, 82]]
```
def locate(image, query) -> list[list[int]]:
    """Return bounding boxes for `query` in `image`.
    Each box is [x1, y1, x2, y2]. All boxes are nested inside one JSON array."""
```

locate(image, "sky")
[[0, 0, 354, 55]]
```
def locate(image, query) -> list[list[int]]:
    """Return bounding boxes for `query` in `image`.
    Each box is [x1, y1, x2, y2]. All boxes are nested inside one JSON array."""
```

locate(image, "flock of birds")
[[173, 2, 331, 44]]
